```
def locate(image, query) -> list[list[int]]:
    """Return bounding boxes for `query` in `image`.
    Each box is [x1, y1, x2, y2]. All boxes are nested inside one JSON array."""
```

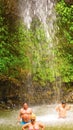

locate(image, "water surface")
[[0, 104, 73, 127]]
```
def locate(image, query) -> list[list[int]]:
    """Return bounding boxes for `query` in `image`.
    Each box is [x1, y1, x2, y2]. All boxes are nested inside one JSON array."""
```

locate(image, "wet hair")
[[61, 101, 66, 104], [31, 113, 36, 120]]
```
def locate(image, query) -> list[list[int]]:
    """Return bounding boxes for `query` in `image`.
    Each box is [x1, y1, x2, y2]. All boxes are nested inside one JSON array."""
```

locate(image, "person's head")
[[61, 101, 66, 108], [31, 113, 36, 123], [23, 103, 28, 110]]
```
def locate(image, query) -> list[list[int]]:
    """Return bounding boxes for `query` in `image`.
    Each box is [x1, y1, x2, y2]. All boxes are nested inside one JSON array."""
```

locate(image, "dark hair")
[[61, 101, 66, 104]]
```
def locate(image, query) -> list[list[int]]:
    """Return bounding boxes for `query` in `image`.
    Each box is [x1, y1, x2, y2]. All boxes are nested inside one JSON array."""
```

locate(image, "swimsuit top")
[[29, 126, 39, 130], [29, 128, 39, 130]]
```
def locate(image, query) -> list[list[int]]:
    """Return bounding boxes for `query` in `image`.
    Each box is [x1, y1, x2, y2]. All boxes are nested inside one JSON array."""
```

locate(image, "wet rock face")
[[0, 76, 21, 109], [0, 78, 73, 109], [57, 0, 73, 5], [64, 0, 73, 5]]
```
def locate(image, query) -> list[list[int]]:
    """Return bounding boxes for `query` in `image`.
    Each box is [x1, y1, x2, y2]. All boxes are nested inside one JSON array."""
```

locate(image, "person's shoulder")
[[28, 107, 32, 110], [36, 121, 41, 125], [20, 108, 24, 111], [56, 104, 61, 107], [56, 104, 61, 109], [58, 103, 62, 106], [66, 104, 71, 110], [38, 122, 45, 127]]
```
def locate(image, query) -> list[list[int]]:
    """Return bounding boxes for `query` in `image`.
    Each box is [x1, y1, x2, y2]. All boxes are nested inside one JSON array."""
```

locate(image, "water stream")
[[18, 0, 58, 82], [0, 104, 73, 127]]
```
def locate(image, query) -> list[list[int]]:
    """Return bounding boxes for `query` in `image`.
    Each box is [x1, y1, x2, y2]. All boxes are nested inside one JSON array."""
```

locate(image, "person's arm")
[[55, 105, 59, 112], [39, 123, 45, 130], [29, 108, 33, 114], [66, 104, 71, 110], [22, 123, 29, 130], [30, 108, 33, 114], [17, 110, 22, 123]]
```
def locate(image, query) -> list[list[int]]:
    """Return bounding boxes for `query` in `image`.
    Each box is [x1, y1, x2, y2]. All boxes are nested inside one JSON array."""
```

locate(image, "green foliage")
[[55, 0, 73, 82], [2, 0, 72, 84], [30, 20, 55, 82], [0, 3, 24, 77], [0, 4, 54, 83]]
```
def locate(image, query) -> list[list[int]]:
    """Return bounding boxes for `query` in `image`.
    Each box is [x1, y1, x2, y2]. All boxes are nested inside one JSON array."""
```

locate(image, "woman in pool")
[[22, 113, 45, 130]]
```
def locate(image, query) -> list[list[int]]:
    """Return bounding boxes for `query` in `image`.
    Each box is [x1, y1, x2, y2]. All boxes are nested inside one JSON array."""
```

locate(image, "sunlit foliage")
[[55, 0, 73, 82]]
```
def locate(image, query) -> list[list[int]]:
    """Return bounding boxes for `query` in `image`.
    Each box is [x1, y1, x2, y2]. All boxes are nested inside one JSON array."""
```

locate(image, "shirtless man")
[[56, 101, 71, 118], [18, 103, 32, 125]]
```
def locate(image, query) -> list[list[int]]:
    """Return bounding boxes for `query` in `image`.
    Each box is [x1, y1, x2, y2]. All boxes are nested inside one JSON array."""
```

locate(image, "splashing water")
[[32, 104, 73, 126], [0, 105, 73, 126]]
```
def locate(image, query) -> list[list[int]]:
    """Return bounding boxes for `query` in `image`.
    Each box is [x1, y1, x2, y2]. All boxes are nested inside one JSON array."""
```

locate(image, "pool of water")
[[0, 104, 73, 126], [32, 104, 73, 126]]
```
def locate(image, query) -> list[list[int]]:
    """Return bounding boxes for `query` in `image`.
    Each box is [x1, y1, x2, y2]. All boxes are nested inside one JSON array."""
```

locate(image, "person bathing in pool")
[[18, 103, 32, 125], [56, 101, 71, 118], [22, 113, 45, 130]]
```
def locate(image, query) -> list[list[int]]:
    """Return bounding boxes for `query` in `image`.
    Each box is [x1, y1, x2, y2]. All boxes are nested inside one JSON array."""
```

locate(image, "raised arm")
[[39, 123, 45, 130], [22, 123, 29, 130], [55, 105, 60, 112], [66, 104, 71, 110]]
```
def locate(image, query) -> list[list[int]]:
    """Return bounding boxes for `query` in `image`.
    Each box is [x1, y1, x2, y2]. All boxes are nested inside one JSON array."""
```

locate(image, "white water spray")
[[0, 105, 73, 126], [18, 0, 56, 39]]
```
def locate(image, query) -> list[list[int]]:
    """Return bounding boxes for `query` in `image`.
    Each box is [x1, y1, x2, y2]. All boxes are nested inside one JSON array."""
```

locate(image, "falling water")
[[18, 0, 57, 73], [18, 0, 61, 102], [18, 0, 56, 39]]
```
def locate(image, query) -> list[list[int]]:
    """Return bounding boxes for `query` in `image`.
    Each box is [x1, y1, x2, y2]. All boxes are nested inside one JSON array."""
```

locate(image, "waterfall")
[[18, 0, 61, 103], [18, 0, 56, 38], [18, 0, 57, 67]]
